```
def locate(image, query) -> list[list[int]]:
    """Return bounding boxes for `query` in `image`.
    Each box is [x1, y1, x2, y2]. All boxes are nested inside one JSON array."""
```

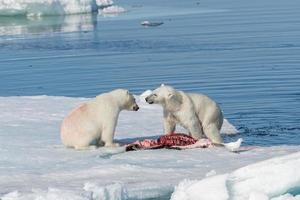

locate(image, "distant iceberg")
[[0, 0, 114, 16], [96, 0, 113, 8], [100, 5, 126, 15]]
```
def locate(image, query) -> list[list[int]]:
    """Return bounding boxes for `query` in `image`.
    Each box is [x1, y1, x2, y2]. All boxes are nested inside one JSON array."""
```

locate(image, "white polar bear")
[[60, 89, 139, 150], [145, 85, 223, 143]]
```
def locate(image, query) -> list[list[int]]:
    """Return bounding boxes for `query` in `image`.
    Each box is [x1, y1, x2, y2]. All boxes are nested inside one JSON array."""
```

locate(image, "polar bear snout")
[[133, 104, 139, 111], [145, 94, 155, 104]]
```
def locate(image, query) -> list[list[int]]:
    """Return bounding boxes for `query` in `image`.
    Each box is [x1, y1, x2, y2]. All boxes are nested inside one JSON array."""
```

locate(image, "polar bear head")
[[145, 85, 183, 110], [111, 89, 139, 111]]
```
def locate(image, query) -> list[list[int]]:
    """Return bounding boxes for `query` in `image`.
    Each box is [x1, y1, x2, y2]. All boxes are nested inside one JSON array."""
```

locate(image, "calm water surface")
[[0, 0, 299, 145]]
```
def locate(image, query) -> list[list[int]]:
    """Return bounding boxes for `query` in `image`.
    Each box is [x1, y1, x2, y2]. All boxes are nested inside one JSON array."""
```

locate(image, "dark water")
[[0, 0, 299, 146]]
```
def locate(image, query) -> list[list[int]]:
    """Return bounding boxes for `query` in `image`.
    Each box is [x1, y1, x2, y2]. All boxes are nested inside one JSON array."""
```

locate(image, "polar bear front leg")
[[164, 119, 176, 134], [101, 121, 119, 147], [163, 111, 176, 134], [182, 113, 204, 139], [175, 109, 204, 139], [187, 121, 204, 140]]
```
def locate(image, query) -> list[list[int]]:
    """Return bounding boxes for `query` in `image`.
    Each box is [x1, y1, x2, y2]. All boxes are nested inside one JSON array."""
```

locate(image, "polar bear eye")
[[153, 94, 157, 97]]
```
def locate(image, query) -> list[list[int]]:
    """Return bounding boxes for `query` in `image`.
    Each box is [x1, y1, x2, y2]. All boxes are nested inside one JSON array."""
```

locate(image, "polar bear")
[[145, 85, 223, 143], [61, 89, 139, 150]]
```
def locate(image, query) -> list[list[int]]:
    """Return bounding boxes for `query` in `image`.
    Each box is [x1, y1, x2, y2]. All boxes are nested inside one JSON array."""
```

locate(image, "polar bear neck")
[[109, 92, 128, 110], [95, 91, 127, 112]]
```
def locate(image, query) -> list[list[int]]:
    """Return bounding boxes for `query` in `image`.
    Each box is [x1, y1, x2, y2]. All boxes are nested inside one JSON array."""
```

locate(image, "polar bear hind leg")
[[204, 124, 223, 144], [72, 135, 99, 150]]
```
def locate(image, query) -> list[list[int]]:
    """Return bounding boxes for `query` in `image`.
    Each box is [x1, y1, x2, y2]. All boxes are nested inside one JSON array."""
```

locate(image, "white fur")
[[60, 89, 138, 150], [145, 85, 224, 143]]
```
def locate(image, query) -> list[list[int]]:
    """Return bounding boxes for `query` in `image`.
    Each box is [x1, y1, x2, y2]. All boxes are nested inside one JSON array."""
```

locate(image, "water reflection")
[[0, 14, 98, 36]]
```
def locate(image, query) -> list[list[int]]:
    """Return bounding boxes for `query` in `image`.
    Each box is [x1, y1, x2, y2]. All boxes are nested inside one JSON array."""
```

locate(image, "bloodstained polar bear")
[[61, 89, 139, 150], [145, 85, 223, 144]]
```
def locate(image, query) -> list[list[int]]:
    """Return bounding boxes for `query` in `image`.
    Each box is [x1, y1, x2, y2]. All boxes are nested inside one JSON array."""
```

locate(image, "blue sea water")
[[0, 0, 299, 146]]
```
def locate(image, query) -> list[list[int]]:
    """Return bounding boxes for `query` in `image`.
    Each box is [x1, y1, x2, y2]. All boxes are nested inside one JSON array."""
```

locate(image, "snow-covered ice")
[[171, 152, 300, 200], [0, 93, 300, 199]]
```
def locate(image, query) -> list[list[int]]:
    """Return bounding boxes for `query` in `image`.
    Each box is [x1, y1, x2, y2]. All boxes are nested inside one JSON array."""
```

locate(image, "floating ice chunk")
[[101, 5, 126, 14], [96, 0, 113, 8], [141, 21, 164, 27]]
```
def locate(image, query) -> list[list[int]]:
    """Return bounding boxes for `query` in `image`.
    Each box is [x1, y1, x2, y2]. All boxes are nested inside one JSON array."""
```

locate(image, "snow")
[[171, 152, 300, 200], [1, 93, 300, 199], [95, 0, 113, 8], [84, 182, 127, 200], [272, 194, 300, 200], [1, 189, 87, 200], [0, 0, 115, 16], [205, 170, 217, 177], [171, 175, 229, 200], [229, 152, 300, 199], [100, 5, 126, 15]]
